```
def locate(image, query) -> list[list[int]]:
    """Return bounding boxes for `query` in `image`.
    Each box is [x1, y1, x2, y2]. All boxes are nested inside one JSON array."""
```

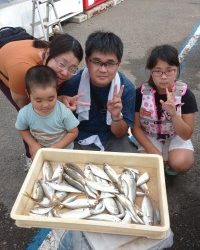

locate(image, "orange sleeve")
[[7, 63, 33, 96]]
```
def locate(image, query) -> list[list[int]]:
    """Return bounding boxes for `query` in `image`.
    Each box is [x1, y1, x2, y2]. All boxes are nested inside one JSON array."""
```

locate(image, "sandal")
[[164, 164, 178, 176]]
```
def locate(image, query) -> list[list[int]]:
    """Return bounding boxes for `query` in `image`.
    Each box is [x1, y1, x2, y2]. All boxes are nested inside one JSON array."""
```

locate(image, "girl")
[[132, 44, 198, 175]]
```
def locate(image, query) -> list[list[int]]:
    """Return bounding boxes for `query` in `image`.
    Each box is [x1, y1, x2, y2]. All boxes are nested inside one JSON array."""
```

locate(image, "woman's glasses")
[[54, 58, 78, 75]]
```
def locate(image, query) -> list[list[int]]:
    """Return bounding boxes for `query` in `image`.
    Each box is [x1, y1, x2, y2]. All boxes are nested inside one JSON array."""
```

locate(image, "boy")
[[15, 65, 79, 170]]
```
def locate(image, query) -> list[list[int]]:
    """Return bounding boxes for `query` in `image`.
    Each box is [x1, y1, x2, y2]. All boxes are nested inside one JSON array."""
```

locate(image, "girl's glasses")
[[152, 69, 176, 77]]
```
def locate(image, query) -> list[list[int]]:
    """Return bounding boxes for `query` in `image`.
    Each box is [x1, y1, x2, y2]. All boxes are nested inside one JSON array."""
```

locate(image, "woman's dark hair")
[[25, 65, 57, 95], [33, 33, 83, 63], [85, 31, 123, 62], [146, 44, 180, 85]]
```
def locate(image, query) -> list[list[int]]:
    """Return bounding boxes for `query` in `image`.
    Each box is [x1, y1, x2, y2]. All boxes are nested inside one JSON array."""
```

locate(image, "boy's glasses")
[[89, 59, 119, 70], [54, 58, 78, 75], [152, 69, 176, 77]]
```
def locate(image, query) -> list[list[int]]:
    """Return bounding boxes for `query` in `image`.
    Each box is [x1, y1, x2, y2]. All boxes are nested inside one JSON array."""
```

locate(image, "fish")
[[86, 180, 119, 193], [50, 164, 64, 183], [153, 207, 161, 225], [63, 173, 85, 192], [139, 183, 149, 194], [64, 167, 86, 186], [84, 165, 96, 181], [121, 210, 132, 224], [116, 194, 144, 224], [42, 161, 53, 182], [61, 198, 97, 209], [53, 191, 68, 202], [120, 169, 137, 204], [103, 197, 119, 215], [38, 197, 53, 208], [54, 207, 92, 219], [30, 180, 44, 201], [115, 199, 125, 218], [103, 163, 119, 184], [141, 195, 154, 225], [88, 163, 111, 181], [46, 180, 83, 193], [136, 172, 150, 187], [65, 163, 85, 178], [91, 200, 105, 215], [87, 214, 121, 222], [31, 205, 54, 215], [103, 163, 123, 193], [40, 180, 55, 201]]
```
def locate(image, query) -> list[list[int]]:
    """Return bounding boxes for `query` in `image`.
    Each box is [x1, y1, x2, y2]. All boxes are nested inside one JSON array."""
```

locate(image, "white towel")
[[78, 135, 105, 151], [76, 67, 121, 125]]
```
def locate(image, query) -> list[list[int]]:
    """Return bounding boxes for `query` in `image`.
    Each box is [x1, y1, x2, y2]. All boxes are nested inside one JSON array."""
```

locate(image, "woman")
[[0, 33, 83, 109], [0, 34, 83, 169]]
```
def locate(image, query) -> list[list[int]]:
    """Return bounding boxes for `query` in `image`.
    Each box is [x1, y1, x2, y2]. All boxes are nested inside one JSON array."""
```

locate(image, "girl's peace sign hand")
[[107, 84, 124, 118], [160, 88, 176, 117]]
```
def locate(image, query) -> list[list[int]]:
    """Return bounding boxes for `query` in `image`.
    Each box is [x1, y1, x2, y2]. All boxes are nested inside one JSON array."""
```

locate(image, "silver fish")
[[122, 210, 132, 224], [125, 167, 140, 180], [64, 167, 86, 186], [86, 180, 119, 193], [136, 172, 150, 187], [40, 180, 55, 201], [99, 192, 115, 199], [103, 197, 119, 215], [116, 194, 144, 224], [120, 169, 137, 204], [88, 163, 111, 181], [32, 180, 44, 201], [153, 207, 161, 225], [141, 195, 154, 225], [103, 163, 123, 193], [31, 205, 53, 215], [65, 163, 85, 177], [91, 200, 105, 215], [119, 178, 129, 197], [51, 164, 64, 183], [61, 198, 97, 209], [59, 195, 78, 208], [84, 184, 98, 199], [84, 165, 96, 181], [136, 191, 145, 197], [38, 197, 52, 208], [47, 181, 83, 193], [115, 199, 125, 218], [42, 161, 53, 182], [53, 191, 68, 202], [87, 214, 121, 222], [139, 183, 149, 194], [103, 163, 119, 184], [55, 207, 92, 219], [63, 173, 85, 192]]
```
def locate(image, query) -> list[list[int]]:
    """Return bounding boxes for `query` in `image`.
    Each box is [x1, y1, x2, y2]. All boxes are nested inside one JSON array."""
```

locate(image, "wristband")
[[112, 114, 123, 122]]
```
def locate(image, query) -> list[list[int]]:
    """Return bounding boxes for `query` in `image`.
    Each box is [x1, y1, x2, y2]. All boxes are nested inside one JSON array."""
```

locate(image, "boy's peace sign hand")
[[160, 88, 176, 117], [107, 84, 124, 119], [62, 93, 90, 111]]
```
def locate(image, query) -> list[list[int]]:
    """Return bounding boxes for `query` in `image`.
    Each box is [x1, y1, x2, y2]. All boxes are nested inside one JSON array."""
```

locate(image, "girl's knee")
[[168, 151, 194, 172]]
